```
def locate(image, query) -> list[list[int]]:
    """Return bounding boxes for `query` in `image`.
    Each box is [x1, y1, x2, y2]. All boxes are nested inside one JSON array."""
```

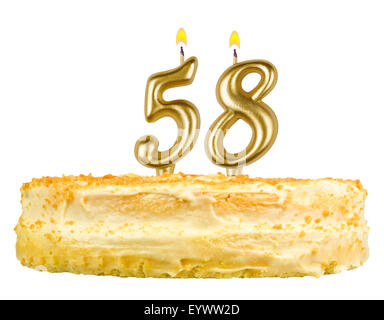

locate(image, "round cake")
[[15, 173, 369, 278]]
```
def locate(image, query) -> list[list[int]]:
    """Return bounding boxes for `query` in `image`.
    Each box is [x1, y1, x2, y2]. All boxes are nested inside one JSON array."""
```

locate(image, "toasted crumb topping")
[[22, 172, 365, 192]]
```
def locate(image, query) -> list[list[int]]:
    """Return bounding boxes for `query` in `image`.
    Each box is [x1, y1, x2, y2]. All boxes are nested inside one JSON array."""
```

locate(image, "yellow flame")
[[176, 28, 187, 46], [229, 31, 240, 48]]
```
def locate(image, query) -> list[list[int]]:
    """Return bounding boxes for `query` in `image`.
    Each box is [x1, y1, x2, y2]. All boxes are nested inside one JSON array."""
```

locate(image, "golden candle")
[[205, 31, 278, 176], [135, 29, 200, 176]]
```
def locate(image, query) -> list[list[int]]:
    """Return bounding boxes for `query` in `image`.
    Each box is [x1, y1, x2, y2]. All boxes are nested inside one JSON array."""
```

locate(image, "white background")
[[0, 0, 383, 299]]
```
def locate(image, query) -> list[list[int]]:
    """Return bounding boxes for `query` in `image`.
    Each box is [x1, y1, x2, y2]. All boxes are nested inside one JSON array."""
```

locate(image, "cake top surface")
[[22, 172, 365, 192]]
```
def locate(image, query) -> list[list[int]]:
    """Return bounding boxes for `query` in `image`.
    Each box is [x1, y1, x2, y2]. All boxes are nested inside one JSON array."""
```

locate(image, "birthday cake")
[[15, 173, 369, 278]]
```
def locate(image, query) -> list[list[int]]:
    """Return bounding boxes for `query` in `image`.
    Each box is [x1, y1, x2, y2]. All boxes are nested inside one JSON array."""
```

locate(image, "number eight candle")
[[205, 31, 278, 176]]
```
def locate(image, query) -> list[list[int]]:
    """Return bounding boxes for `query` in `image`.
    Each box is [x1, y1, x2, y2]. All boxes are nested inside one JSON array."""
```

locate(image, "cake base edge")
[[15, 226, 368, 278]]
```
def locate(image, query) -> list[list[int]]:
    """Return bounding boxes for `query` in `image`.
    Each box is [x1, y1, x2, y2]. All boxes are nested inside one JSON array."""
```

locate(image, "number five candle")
[[205, 31, 278, 176], [135, 28, 200, 175]]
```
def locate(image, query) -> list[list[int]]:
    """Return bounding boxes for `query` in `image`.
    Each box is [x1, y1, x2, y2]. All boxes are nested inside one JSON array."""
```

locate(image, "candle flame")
[[176, 28, 187, 46], [229, 31, 240, 48]]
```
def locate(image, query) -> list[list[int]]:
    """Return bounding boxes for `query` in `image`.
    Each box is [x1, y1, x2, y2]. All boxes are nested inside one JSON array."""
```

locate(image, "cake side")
[[15, 174, 369, 278]]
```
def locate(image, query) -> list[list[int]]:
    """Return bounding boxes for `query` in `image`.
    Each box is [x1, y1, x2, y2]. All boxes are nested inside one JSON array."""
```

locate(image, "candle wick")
[[180, 46, 185, 65], [233, 48, 238, 64]]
